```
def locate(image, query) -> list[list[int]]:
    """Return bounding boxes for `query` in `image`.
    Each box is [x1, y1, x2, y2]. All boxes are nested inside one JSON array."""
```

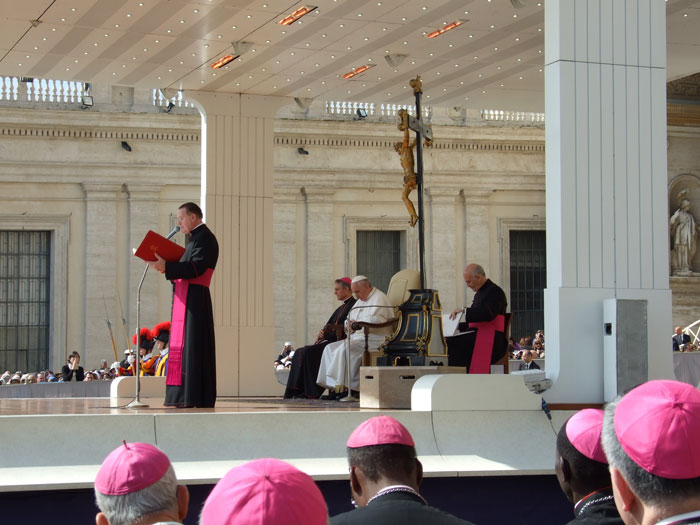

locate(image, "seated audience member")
[[199, 458, 328, 525], [672, 326, 691, 352], [274, 342, 294, 370], [317, 276, 394, 400], [152, 322, 171, 377], [333, 415, 473, 524], [518, 350, 540, 371], [447, 264, 508, 373], [555, 409, 622, 524], [601, 380, 700, 524], [62, 351, 85, 382], [94, 441, 189, 525], [283, 278, 357, 399], [0, 371, 11, 385], [36, 371, 47, 383]]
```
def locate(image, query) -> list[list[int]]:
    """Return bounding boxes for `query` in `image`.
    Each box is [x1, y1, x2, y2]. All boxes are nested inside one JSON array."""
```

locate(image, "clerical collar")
[[574, 487, 614, 517], [366, 485, 428, 507]]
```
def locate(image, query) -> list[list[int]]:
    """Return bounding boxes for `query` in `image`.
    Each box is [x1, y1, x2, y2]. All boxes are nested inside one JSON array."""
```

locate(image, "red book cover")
[[134, 230, 186, 262]]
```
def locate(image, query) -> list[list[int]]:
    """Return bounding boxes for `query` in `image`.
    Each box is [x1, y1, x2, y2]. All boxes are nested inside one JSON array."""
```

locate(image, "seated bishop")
[[316, 276, 395, 400], [283, 278, 356, 399], [446, 263, 508, 374]]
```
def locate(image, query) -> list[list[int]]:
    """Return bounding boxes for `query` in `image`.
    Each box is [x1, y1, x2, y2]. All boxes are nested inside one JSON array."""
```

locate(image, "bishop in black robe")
[[163, 222, 219, 408], [284, 295, 356, 399]]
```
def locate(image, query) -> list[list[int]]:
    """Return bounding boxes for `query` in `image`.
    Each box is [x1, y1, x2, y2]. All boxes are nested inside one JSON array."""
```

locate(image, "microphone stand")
[[127, 263, 150, 409], [126, 226, 179, 409]]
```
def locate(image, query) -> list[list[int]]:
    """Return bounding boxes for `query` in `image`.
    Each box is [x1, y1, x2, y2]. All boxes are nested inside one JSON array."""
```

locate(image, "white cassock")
[[316, 287, 395, 391]]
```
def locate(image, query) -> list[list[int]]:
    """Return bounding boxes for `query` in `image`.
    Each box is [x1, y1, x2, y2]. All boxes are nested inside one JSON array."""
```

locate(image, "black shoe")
[[350, 390, 360, 398], [320, 391, 337, 400]]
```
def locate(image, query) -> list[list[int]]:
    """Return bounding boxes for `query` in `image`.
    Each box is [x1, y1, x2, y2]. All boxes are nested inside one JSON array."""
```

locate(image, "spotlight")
[[80, 95, 94, 109], [121, 141, 132, 152], [297, 147, 309, 155], [160, 101, 175, 113], [356, 108, 367, 119]]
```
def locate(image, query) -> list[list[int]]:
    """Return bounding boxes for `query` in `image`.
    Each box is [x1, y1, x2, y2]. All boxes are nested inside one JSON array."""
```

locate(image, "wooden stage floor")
[[0, 396, 369, 416]]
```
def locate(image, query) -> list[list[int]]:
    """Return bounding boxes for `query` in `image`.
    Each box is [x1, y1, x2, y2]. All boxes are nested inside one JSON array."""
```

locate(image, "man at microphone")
[[149, 202, 219, 408]]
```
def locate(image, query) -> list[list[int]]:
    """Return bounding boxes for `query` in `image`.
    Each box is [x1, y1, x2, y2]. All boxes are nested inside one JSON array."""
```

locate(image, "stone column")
[[544, 0, 673, 402], [186, 92, 286, 396], [305, 188, 336, 341], [273, 188, 301, 351], [463, 191, 492, 307], [126, 184, 161, 335], [82, 183, 124, 366], [426, 188, 460, 310]]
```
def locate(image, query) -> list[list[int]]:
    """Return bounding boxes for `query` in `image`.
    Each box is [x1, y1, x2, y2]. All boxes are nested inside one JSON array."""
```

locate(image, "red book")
[[134, 230, 186, 262]]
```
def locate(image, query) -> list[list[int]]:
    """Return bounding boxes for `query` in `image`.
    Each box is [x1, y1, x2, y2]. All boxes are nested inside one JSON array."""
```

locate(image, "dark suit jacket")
[[331, 491, 474, 525], [518, 360, 540, 371], [673, 333, 691, 351], [61, 365, 84, 382]]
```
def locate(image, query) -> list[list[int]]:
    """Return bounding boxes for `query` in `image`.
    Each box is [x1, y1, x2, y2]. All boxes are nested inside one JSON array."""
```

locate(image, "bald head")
[[463, 264, 487, 292]]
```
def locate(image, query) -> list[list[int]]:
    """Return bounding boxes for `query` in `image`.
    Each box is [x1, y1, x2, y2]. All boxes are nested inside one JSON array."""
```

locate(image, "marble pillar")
[[544, 0, 673, 402], [187, 92, 286, 396], [82, 183, 123, 366]]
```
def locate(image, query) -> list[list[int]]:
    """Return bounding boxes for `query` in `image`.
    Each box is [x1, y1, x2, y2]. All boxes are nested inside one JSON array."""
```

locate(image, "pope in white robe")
[[316, 276, 395, 392]]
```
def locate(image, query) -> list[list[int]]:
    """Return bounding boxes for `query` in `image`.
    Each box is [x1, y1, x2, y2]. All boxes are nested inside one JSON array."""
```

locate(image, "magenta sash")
[[166, 269, 214, 386], [468, 314, 505, 374]]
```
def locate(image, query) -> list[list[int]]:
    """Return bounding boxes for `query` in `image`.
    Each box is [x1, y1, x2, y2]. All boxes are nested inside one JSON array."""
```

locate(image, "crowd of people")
[[91, 379, 700, 524], [0, 321, 171, 387], [508, 329, 546, 360]]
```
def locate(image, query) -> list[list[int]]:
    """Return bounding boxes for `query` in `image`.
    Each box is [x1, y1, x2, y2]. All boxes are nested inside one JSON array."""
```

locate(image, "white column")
[[545, 0, 673, 402], [187, 92, 286, 396], [126, 184, 161, 336], [426, 188, 460, 309], [273, 188, 301, 351], [305, 189, 336, 341], [82, 183, 123, 366], [464, 191, 492, 307]]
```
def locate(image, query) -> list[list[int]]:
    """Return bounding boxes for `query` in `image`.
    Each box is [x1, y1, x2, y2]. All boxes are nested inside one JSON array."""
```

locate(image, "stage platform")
[[0, 392, 574, 494]]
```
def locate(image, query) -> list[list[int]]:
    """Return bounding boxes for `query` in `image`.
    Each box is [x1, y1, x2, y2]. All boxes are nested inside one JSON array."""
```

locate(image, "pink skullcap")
[[200, 458, 327, 525], [565, 409, 607, 464], [346, 415, 415, 448], [95, 442, 170, 496], [614, 380, 700, 479], [340, 277, 352, 285]]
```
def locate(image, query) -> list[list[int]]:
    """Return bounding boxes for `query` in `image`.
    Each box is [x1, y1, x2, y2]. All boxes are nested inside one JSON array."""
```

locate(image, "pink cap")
[[95, 442, 171, 496], [565, 409, 607, 464], [340, 277, 352, 285], [614, 380, 700, 479], [200, 458, 327, 525], [346, 415, 415, 448]]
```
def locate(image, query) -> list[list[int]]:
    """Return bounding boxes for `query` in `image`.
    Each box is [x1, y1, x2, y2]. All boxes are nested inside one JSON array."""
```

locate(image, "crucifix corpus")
[[376, 76, 448, 367], [395, 75, 432, 288]]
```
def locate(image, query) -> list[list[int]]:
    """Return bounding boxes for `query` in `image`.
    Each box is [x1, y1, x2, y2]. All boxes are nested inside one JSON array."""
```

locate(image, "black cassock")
[[284, 296, 357, 399], [164, 223, 219, 408], [447, 279, 508, 370]]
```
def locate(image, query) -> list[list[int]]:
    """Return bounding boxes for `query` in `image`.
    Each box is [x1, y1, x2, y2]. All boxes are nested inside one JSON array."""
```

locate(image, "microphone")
[[165, 226, 180, 240]]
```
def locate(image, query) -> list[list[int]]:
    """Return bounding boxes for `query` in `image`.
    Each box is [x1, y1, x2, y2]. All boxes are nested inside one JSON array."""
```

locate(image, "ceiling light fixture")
[[279, 5, 317, 25], [427, 19, 467, 38], [211, 54, 239, 68], [342, 64, 375, 79]]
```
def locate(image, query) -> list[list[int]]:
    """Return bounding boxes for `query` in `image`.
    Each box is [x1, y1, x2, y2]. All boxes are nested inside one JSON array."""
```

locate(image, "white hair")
[[95, 464, 178, 525]]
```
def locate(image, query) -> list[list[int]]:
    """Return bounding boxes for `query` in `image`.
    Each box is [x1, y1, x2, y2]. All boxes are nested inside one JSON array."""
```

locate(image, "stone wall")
[[0, 89, 698, 373]]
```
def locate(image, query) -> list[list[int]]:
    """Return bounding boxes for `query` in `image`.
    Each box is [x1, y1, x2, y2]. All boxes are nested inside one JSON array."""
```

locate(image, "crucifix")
[[397, 76, 432, 289], [379, 76, 448, 367]]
